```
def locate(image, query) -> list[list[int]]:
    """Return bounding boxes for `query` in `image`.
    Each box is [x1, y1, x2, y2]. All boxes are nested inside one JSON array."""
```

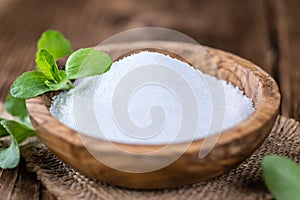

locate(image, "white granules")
[[50, 51, 254, 144]]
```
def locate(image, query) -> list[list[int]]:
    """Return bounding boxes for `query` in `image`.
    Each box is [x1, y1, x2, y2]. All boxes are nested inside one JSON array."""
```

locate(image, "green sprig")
[[0, 29, 113, 169]]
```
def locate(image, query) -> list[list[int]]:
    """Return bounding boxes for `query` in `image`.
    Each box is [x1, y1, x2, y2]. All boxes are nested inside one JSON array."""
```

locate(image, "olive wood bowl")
[[26, 41, 280, 189]]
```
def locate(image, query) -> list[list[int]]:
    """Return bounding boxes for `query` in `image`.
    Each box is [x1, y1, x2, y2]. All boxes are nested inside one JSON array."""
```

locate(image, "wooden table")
[[0, 0, 299, 199]]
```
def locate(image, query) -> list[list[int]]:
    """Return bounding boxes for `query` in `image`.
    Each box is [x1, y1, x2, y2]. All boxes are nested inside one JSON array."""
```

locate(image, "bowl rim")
[[26, 41, 281, 152]]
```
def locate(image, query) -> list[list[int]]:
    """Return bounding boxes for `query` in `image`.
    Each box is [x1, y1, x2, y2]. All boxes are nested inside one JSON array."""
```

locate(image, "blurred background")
[[0, 0, 299, 120]]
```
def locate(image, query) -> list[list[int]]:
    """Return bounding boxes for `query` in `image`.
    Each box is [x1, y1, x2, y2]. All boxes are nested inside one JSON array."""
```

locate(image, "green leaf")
[[0, 120, 36, 143], [20, 116, 33, 128], [0, 118, 9, 138], [4, 94, 32, 126], [0, 119, 36, 169], [5, 93, 28, 119], [44, 70, 73, 91], [36, 49, 61, 82], [0, 134, 19, 169], [37, 30, 72, 60], [10, 71, 51, 98], [262, 155, 300, 200], [66, 48, 112, 79]]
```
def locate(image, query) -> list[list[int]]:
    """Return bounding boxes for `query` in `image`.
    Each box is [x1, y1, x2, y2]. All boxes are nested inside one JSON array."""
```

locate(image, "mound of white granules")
[[50, 51, 254, 144]]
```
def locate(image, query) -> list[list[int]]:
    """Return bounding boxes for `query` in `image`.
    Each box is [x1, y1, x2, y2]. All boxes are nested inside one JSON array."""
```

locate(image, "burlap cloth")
[[1, 103, 300, 200]]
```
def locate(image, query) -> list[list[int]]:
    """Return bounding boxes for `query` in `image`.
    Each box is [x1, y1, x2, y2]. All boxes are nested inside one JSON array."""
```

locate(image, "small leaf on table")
[[0, 119, 36, 169], [262, 155, 300, 200]]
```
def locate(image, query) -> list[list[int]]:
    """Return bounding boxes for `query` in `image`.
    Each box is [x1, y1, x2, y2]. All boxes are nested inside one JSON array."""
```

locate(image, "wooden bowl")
[[26, 41, 280, 189]]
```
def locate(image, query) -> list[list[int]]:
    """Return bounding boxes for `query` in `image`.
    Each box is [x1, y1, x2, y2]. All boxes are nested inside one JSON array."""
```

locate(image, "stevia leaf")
[[37, 30, 72, 60], [0, 118, 9, 138], [20, 116, 33, 128], [0, 120, 36, 143], [5, 94, 31, 126], [0, 119, 36, 169], [66, 48, 112, 79], [0, 134, 19, 169], [10, 71, 51, 98], [5, 93, 28, 119], [36, 49, 61, 82], [45, 70, 73, 91], [262, 155, 300, 200]]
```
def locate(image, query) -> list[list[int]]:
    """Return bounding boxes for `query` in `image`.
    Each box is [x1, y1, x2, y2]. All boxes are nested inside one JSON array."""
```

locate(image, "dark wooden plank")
[[0, 167, 19, 199], [0, 0, 276, 102], [265, 0, 292, 118], [10, 159, 40, 200], [286, 0, 300, 121], [0, 0, 88, 101], [0, 160, 56, 200], [0, 0, 295, 119]]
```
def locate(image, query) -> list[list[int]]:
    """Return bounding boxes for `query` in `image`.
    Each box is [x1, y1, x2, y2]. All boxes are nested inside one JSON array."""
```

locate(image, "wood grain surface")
[[0, 0, 298, 198], [0, 0, 298, 120]]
